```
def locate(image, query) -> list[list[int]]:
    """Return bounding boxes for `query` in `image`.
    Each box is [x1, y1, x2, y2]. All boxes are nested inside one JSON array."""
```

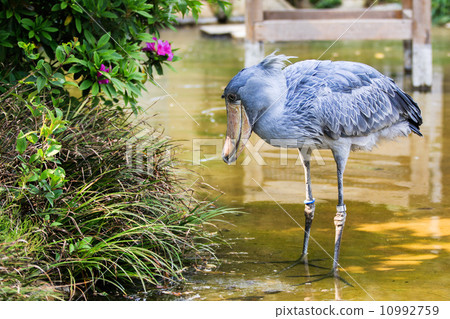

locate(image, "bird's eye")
[[228, 93, 238, 103]]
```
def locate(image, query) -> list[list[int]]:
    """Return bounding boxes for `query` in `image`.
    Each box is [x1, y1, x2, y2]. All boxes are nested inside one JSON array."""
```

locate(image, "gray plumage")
[[224, 53, 422, 151], [283, 59, 422, 140], [221, 53, 423, 275]]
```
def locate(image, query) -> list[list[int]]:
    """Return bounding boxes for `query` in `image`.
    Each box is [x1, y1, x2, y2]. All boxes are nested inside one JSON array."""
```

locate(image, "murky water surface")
[[140, 27, 450, 301]]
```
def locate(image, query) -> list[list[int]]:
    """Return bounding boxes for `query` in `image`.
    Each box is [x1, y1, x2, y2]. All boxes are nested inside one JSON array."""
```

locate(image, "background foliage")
[[0, 0, 227, 113], [0, 0, 231, 300], [432, 0, 450, 25]]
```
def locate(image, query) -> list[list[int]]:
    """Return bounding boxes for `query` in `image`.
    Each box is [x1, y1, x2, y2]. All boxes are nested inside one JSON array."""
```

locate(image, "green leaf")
[[45, 194, 55, 206], [67, 64, 84, 73], [26, 133, 39, 144], [93, 51, 100, 66], [55, 46, 65, 63], [29, 154, 39, 164], [46, 144, 62, 157], [36, 59, 45, 70], [102, 84, 113, 99], [50, 222, 63, 227], [27, 172, 39, 182], [53, 72, 65, 81], [102, 11, 118, 19], [21, 18, 34, 27], [53, 166, 65, 177], [136, 10, 153, 19], [84, 30, 96, 46], [91, 81, 99, 96], [111, 78, 125, 92], [36, 76, 47, 92], [16, 131, 27, 154], [79, 79, 93, 91], [75, 18, 82, 33], [65, 57, 87, 66], [43, 63, 52, 75], [40, 124, 52, 139], [43, 27, 58, 33], [97, 33, 110, 49], [71, 4, 83, 13], [63, 81, 79, 87], [55, 107, 63, 119], [41, 180, 51, 192], [53, 189, 63, 197], [29, 185, 39, 195], [41, 31, 52, 41], [40, 169, 51, 180], [69, 243, 75, 254]]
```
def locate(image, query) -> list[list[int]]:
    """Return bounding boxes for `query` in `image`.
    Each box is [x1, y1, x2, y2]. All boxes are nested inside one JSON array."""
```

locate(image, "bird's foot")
[[290, 269, 353, 287], [276, 255, 328, 274]]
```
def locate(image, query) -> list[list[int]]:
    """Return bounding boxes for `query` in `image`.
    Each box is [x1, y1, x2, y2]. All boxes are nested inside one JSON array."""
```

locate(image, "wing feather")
[[283, 60, 422, 139]]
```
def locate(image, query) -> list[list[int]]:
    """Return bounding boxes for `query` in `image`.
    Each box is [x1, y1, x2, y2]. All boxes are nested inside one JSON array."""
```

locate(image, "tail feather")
[[409, 122, 423, 137], [394, 88, 423, 136]]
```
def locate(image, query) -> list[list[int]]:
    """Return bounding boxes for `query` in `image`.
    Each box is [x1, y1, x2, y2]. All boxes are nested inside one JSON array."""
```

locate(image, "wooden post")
[[245, 0, 263, 42], [245, 0, 264, 67], [411, 0, 432, 90], [402, 0, 412, 74]]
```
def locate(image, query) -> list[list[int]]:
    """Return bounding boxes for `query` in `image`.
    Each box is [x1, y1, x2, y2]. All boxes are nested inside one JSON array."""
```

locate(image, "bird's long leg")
[[277, 147, 326, 274], [299, 147, 315, 261], [332, 149, 350, 275], [291, 149, 353, 285]]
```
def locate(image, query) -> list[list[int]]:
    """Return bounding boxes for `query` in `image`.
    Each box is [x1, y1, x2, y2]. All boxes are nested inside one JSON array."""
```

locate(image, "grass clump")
[[0, 87, 232, 300], [0, 214, 63, 300]]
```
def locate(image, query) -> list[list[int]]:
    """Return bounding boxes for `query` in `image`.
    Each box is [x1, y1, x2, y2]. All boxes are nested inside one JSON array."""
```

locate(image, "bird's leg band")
[[301, 201, 315, 258], [334, 205, 346, 227], [304, 202, 315, 225]]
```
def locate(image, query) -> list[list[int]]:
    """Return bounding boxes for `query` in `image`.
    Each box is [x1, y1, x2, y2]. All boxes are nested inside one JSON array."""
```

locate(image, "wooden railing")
[[245, 0, 432, 90]]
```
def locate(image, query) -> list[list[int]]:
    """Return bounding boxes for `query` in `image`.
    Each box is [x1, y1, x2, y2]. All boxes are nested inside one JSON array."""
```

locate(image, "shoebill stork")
[[221, 53, 423, 275]]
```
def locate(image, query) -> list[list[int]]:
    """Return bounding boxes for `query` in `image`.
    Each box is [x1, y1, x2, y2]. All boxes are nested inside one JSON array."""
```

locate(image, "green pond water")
[[137, 27, 450, 301]]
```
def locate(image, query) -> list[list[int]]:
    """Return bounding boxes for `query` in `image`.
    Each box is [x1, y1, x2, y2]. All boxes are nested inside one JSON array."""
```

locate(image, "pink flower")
[[142, 37, 173, 61], [97, 64, 110, 84], [142, 37, 158, 52], [156, 40, 173, 61]]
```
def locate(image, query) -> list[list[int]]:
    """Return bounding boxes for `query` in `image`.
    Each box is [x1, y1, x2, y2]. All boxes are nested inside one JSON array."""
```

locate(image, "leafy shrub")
[[0, 0, 227, 113], [0, 85, 233, 299], [0, 0, 232, 300], [310, 0, 342, 9]]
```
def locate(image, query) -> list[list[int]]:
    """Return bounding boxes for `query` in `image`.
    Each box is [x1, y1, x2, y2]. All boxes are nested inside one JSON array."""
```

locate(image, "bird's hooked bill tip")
[[222, 136, 237, 164], [222, 154, 236, 165]]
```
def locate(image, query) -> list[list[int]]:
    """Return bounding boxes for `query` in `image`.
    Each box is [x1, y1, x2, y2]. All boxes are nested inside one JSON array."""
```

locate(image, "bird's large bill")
[[222, 101, 252, 164]]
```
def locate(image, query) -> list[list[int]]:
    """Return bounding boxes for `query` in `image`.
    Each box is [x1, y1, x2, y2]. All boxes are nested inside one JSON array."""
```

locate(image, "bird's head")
[[221, 52, 294, 164]]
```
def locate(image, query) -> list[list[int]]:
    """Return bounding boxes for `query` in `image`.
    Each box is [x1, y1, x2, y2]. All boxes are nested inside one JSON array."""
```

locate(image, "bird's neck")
[[252, 98, 287, 140]]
